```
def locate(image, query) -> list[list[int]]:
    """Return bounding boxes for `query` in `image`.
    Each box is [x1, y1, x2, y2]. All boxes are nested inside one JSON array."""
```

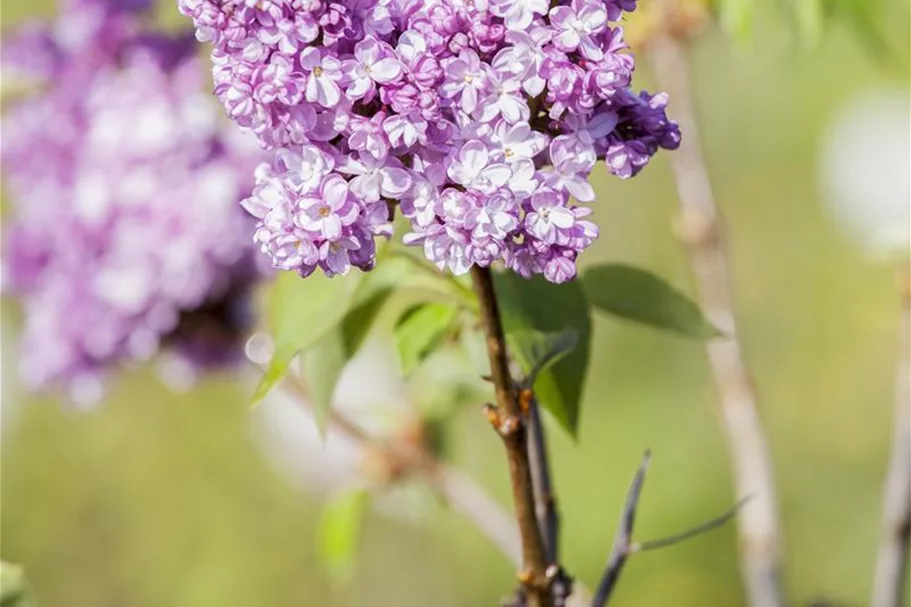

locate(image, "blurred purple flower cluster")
[[2, 0, 263, 404], [178, 0, 680, 282]]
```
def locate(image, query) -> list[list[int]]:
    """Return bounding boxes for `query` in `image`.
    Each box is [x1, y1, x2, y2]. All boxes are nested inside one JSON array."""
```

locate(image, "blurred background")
[[1, 1, 909, 606]]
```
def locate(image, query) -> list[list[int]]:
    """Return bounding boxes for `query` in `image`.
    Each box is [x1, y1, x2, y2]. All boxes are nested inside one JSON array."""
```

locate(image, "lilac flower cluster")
[[178, 0, 680, 282], [2, 0, 262, 404]]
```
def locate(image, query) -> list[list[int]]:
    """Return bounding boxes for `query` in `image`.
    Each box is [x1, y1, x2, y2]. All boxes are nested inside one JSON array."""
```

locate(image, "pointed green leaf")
[[714, 0, 756, 42], [794, 0, 824, 48], [510, 327, 580, 388], [394, 303, 459, 375], [1, 562, 37, 607], [251, 342, 297, 404], [494, 273, 591, 436], [268, 270, 363, 352], [317, 487, 371, 584], [301, 330, 348, 437], [257, 271, 363, 404], [341, 292, 393, 357], [339, 255, 423, 357], [582, 264, 721, 339], [826, 0, 893, 60]]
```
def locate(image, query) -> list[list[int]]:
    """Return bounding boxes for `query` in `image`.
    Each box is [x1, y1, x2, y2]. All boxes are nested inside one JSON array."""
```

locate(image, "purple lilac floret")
[[178, 0, 680, 282], [1, 0, 263, 405]]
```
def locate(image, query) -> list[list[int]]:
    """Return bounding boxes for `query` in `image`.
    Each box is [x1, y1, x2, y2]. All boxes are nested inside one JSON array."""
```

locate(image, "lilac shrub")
[[178, 0, 681, 282], [2, 0, 263, 404]]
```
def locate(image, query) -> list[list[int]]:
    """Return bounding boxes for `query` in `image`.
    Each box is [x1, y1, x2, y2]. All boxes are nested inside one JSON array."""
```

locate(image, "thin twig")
[[871, 265, 911, 607], [649, 36, 786, 607], [591, 451, 652, 607], [526, 392, 573, 607], [470, 265, 552, 607], [633, 496, 751, 552], [591, 451, 747, 607], [527, 393, 560, 565]]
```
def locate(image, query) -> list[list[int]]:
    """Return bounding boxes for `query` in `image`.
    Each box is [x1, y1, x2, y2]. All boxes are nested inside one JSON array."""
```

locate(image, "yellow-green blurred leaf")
[[394, 303, 459, 375], [251, 342, 296, 404], [300, 330, 348, 437], [714, 0, 756, 42], [1, 562, 37, 607], [316, 488, 371, 584], [794, 0, 825, 47]]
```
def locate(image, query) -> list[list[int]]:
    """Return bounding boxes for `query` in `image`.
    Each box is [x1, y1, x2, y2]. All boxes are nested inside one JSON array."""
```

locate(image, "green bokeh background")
[[1, 1, 909, 605]]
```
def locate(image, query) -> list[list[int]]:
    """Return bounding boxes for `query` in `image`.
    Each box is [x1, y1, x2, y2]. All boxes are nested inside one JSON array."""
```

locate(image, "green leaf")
[[825, 0, 893, 60], [341, 289, 393, 357], [268, 270, 363, 350], [342, 254, 468, 357], [494, 273, 591, 436], [582, 264, 721, 339], [1, 562, 37, 607], [251, 342, 296, 404], [256, 255, 457, 407], [510, 327, 579, 388], [300, 330, 348, 437], [394, 303, 459, 375], [257, 271, 363, 403], [317, 487, 371, 584], [794, 0, 824, 47], [714, 0, 756, 42]]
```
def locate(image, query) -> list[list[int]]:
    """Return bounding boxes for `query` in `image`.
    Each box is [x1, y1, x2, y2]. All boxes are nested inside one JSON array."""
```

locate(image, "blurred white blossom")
[[819, 88, 910, 260]]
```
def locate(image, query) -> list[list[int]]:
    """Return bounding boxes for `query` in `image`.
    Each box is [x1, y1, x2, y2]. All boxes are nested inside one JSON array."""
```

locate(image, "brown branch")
[[470, 265, 552, 607], [649, 36, 786, 607], [871, 265, 911, 607], [592, 452, 747, 607]]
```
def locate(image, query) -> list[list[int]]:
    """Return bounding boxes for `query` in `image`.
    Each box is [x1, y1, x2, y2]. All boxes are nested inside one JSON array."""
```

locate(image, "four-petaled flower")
[[490, 0, 550, 31], [343, 37, 403, 103], [440, 50, 489, 115], [300, 48, 343, 107], [525, 189, 577, 244], [448, 141, 511, 194], [295, 174, 360, 240], [550, 0, 609, 60]]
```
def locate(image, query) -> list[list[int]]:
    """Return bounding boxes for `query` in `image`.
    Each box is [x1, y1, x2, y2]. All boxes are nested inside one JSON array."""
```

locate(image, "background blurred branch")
[[648, 36, 786, 607], [427, 464, 522, 567], [271, 366, 525, 565], [870, 265, 911, 607]]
